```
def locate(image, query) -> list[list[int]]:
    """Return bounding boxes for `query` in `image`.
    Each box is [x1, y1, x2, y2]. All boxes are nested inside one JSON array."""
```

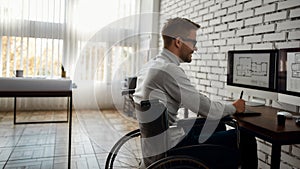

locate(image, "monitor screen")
[[227, 50, 278, 92], [278, 48, 300, 97]]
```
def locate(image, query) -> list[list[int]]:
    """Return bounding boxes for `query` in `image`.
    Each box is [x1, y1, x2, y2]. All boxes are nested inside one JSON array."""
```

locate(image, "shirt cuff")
[[224, 104, 236, 116]]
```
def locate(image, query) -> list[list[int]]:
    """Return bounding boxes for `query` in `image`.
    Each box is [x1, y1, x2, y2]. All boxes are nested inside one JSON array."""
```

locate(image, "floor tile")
[[0, 109, 138, 169]]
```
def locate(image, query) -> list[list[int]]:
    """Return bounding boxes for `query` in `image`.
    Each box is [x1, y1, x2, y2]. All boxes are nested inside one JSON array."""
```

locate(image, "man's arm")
[[165, 65, 238, 118]]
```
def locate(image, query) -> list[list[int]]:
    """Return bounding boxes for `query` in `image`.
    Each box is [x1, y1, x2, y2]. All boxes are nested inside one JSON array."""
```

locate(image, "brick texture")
[[159, 0, 300, 168]]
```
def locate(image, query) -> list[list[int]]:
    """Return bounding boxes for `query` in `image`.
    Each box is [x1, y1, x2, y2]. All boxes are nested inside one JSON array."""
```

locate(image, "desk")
[[0, 77, 72, 123], [234, 106, 300, 169], [0, 78, 73, 169]]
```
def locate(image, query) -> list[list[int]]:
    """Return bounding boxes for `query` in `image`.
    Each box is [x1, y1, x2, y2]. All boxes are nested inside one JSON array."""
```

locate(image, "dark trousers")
[[173, 124, 258, 169]]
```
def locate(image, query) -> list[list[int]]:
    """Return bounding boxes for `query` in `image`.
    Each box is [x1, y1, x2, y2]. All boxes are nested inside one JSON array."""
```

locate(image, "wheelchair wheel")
[[147, 155, 209, 169], [105, 129, 143, 169]]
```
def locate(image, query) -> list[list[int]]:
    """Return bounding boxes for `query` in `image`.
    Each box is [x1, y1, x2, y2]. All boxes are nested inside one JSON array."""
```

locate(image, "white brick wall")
[[291, 8, 300, 18], [255, 4, 276, 15], [237, 9, 254, 20], [244, 0, 262, 10], [254, 24, 276, 34], [264, 11, 287, 22], [159, 0, 300, 168]]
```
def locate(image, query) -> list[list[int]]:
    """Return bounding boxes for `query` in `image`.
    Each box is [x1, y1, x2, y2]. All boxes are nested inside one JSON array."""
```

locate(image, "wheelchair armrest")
[[177, 115, 234, 128], [177, 117, 205, 128], [121, 89, 135, 96]]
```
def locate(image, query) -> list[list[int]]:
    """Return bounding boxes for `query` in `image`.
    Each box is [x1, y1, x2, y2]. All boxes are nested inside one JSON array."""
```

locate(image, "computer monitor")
[[226, 49, 279, 105], [277, 48, 300, 107]]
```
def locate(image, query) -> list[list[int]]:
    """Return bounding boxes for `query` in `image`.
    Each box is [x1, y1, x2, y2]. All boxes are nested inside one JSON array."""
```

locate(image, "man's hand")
[[232, 99, 245, 113]]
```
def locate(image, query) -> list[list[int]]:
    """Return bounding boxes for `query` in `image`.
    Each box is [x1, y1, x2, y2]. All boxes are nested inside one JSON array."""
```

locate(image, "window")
[[1, 0, 141, 81], [1, 36, 63, 77], [0, 0, 65, 77]]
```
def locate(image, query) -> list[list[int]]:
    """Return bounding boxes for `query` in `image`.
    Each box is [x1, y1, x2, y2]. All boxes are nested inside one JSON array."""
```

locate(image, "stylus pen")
[[240, 90, 244, 99]]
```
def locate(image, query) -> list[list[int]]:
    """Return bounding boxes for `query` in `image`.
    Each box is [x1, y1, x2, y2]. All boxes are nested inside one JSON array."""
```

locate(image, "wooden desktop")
[[233, 105, 300, 169]]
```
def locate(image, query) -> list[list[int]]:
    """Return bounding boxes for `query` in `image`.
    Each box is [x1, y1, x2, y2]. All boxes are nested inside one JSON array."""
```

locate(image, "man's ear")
[[174, 37, 182, 48]]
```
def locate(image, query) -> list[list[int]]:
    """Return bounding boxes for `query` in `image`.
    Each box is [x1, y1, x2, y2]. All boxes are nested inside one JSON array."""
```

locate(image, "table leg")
[[14, 97, 17, 124], [67, 97, 69, 122], [271, 143, 281, 169], [68, 95, 72, 169]]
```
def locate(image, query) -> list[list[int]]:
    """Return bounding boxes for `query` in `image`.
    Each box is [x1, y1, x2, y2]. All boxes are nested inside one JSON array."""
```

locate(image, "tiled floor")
[[0, 109, 138, 169]]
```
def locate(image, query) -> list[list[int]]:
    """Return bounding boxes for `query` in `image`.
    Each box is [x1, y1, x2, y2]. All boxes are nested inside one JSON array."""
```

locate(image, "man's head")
[[162, 17, 200, 63]]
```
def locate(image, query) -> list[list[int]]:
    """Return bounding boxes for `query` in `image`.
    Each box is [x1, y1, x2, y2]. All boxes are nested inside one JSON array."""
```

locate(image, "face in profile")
[[178, 30, 197, 63]]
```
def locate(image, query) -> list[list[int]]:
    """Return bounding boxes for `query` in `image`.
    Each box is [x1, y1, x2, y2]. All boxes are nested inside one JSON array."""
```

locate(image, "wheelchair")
[[106, 77, 240, 168], [105, 98, 240, 169]]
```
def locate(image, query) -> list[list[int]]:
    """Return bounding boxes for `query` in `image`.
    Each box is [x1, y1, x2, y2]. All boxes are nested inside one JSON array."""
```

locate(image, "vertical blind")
[[0, 0, 141, 81], [0, 0, 142, 110], [0, 0, 65, 78]]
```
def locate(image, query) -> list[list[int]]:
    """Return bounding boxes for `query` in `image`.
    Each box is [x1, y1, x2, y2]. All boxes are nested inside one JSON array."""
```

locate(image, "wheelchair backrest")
[[135, 99, 169, 167]]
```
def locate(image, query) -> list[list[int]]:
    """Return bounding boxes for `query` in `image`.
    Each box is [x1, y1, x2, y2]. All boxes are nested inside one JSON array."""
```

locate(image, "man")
[[133, 17, 257, 169]]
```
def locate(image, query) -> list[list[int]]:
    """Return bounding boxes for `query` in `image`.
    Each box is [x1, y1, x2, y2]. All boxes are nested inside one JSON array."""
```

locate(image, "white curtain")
[[0, 0, 65, 77], [0, 0, 146, 110]]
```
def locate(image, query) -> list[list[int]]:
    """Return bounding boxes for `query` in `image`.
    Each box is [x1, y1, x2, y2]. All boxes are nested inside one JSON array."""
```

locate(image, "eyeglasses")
[[180, 37, 197, 47]]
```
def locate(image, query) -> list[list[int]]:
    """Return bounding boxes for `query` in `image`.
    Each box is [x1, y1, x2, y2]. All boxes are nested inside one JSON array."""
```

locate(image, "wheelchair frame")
[[105, 78, 239, 168]]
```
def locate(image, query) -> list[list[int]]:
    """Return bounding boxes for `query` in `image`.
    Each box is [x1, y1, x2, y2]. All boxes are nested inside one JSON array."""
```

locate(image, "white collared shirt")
[[133, 48, 236, 124], [133, 48, 237, 148]]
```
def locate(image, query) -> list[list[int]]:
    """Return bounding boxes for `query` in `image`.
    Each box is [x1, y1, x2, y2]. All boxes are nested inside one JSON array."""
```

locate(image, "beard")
[[180, 51, 193, 63], [179, 44, 194, 63]]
